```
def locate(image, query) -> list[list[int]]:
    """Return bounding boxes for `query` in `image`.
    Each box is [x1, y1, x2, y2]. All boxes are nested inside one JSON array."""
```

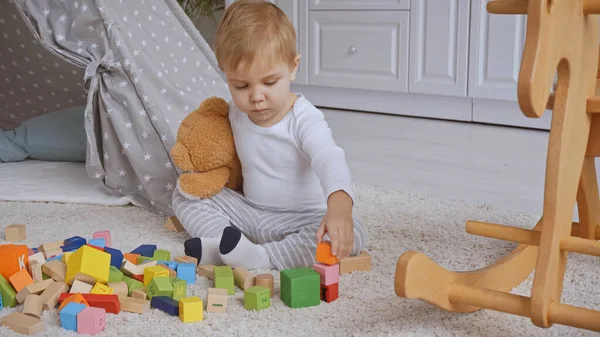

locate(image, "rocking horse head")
[[516, 0, 599, 118]]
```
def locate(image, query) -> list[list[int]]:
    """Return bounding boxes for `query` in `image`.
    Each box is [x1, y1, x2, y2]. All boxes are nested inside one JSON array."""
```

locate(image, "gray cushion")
[[0, 106, 87, 163]]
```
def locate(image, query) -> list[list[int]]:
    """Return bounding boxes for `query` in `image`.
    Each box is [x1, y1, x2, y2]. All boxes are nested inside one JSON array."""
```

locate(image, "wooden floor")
[[322, 108, 555, 217]]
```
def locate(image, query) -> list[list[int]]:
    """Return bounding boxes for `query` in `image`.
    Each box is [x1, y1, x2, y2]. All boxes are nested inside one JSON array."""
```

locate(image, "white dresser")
[[225, 0, 552, 130]]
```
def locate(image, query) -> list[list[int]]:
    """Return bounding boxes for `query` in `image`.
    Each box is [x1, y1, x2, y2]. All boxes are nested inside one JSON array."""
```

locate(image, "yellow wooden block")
[[61, 252, 73, 265], [90, 282, 113, 295], [179, 296, 203, 323], [65, 246, 111, 285], [143, 266, 169, 286]]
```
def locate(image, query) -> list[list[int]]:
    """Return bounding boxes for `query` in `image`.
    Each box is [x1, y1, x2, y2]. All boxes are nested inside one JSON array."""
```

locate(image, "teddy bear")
[[170, 96, 243, 199]]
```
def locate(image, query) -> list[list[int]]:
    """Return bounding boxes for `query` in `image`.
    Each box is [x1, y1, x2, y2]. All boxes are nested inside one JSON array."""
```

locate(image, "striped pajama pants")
[[172, 187, 368, 270]]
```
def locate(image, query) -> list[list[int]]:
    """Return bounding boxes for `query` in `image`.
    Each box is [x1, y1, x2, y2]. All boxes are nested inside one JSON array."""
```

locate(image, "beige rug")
[[0, 183, 598, 337]]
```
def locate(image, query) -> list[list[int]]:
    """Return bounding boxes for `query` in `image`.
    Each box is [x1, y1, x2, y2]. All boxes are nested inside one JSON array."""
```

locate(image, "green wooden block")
[[147, 277, 173, 300], [42, 272, 50, 280], [0, 274, 17, 308], [123, 275, 144, 296], [152, 249, 170, 261], [244, 286, 270, 311], [214, 266, 234, 295], [137, 256, 152, 264], [108, 266, 124, 283], [280, 268, 320, 309], [170, 277, 186, 300]]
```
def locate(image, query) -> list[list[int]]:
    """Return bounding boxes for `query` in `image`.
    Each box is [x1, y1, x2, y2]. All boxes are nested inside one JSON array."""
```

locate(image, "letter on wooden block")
[[244, 286, 270, 311], [206, 287, 228, 313], [0, 244, 29, 280]]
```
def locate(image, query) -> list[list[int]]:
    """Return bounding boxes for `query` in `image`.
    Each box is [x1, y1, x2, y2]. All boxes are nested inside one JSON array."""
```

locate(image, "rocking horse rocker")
[[394, 0, 600, 333]]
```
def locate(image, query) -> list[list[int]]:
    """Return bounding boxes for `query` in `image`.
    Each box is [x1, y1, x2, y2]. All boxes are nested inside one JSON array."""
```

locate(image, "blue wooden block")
[[157, 260, 178, 270], [62, 236, 87, 251], [60, 302, 87, 332], [103, 247, 124, 269], [30, 247, 38, 254], [0, 292, 3, 309], [130, 244, 157, 257], [150, 296, 179, 316], [176, 263, 196, 285], [89, 238, 106, 248]]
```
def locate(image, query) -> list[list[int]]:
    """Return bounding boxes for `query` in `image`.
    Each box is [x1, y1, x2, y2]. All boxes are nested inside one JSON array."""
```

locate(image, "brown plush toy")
[[170, 96, 243, 199]]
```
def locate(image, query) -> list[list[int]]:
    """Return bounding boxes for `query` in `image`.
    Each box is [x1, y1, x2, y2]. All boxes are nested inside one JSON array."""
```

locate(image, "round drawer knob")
[[349, 46, 357, 53]]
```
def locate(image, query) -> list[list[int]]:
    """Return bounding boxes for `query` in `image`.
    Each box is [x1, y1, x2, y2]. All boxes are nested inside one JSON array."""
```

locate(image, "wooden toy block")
[[9, 268, 34, 292], [92, 230, 111, 247], [107, 281, 128, 297], [42, 259, 66, 282], [130, 244, 157, 257], [161, 265, 177, 279], [61, 252, 73, 265], [176, 263, 196, 284], [152, 249, 170, 261], [40, 281, 69, 310], [38, 240, 63, 254], [244, 286, 270, 311], [137, 256, 152, 264], [28, 260, 43, 283], [164, 216, 185, 232], [4, 224, 26, 242], [255, 274, 274, 297], [58, 292, 89, 311], [58, 293, 120, 314], [158, 260, 178, 270], [175, 255, 198, 265], [179, 296, 203, 322], [316, 241, 339, 265], [197, 264, 215, 279], [0, 273, 17, 308], [69, 279, 93, 294], [60, 302, 86, 332], [90, 282, 113, 295], [88, 238, 106, 248], [144, 265, 169, 286], [108, 266, 124, 283], [233, 267, 255, 290], [66, 245, 111, 285], [0, 293, 2, 309], [119, 296, 151, 314], [339, 251, 371, 274], [150, 296, 179, 316], [62, 236, 87, 252], [206, 287, 228, 313], [132, 274, 144, 284], [122, 276, 143, 296], [280, 268, 320, 309], [320, 282, 338, 303], [16, 286, 31, 304], [214, 266, 234, 295], [26, 278, 54, 295], [0, 312, 44, 335], [312, 263, 339, 286], [123, 253, 140, 264], [103, 247, 124, 269], [170, 277, 186, 300], [0, 244, 29, 280], [130, 288, 147, 300], [44, 248, 63, 259], [146, 277, 174, 299], [120, 260, 142, 277], [77, 306, 106, 335], [28, 252, 45, 265], [23, 294, 44, 319]]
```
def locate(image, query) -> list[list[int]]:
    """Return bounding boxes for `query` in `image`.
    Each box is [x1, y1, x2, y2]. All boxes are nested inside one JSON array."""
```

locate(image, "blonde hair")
[[214, 0, 298, 73]]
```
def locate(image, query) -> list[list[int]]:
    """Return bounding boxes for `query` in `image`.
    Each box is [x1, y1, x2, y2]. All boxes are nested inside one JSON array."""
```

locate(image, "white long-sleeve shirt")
[[229, 94, 354, 210]]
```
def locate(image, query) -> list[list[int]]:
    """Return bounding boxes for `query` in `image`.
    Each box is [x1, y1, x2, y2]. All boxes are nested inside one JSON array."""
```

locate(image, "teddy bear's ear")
[[199, 96, 229, 117]]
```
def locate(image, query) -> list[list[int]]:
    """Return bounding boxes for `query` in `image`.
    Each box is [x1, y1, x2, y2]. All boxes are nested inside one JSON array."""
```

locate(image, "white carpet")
[[0, 160, 132, 206], [0, 183, 599, 337]]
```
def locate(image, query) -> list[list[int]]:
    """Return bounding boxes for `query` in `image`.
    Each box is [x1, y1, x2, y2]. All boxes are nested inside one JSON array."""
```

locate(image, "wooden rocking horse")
[[394, 0, 600, 332]]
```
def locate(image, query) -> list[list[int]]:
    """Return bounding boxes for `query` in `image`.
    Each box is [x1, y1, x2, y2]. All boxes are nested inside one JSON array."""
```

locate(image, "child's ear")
[[290, 54, 301, 81]]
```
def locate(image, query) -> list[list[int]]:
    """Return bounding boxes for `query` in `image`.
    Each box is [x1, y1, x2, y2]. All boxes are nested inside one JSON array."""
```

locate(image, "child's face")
[[225, 55, 300, 127]]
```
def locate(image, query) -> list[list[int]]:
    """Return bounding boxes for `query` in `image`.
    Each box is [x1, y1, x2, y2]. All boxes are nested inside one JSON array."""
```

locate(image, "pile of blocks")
[[0, 218, 372, 335]]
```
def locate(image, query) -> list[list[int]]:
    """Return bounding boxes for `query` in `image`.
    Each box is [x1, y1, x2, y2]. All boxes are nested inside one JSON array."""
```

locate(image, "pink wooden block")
[[312, 263, 339, 286], [77, 307, 106, 335], [28, 249, 35, 256], [92, 230, 111, 247]]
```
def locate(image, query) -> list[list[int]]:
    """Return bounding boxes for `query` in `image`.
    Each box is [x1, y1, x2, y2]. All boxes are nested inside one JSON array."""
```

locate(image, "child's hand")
[[316, 190, 354, 260]]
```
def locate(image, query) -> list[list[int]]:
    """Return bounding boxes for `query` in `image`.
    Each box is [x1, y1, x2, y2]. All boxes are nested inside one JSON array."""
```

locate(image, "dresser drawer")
[[310, 0, 410, 10], [308, 11, 409, 92]]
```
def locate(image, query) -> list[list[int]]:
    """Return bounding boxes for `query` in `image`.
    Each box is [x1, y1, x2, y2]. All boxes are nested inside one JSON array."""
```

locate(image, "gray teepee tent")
[[0, 0, 232, 214]]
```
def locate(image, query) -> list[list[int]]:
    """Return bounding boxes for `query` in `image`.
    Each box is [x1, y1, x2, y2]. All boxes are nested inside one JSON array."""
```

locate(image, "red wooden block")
[[0, 244, 29, 280], [86, 245, 105, 252], [320, 282, 338, 303], [59, 293, 120, 314], [131, 274, 144, 283]]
